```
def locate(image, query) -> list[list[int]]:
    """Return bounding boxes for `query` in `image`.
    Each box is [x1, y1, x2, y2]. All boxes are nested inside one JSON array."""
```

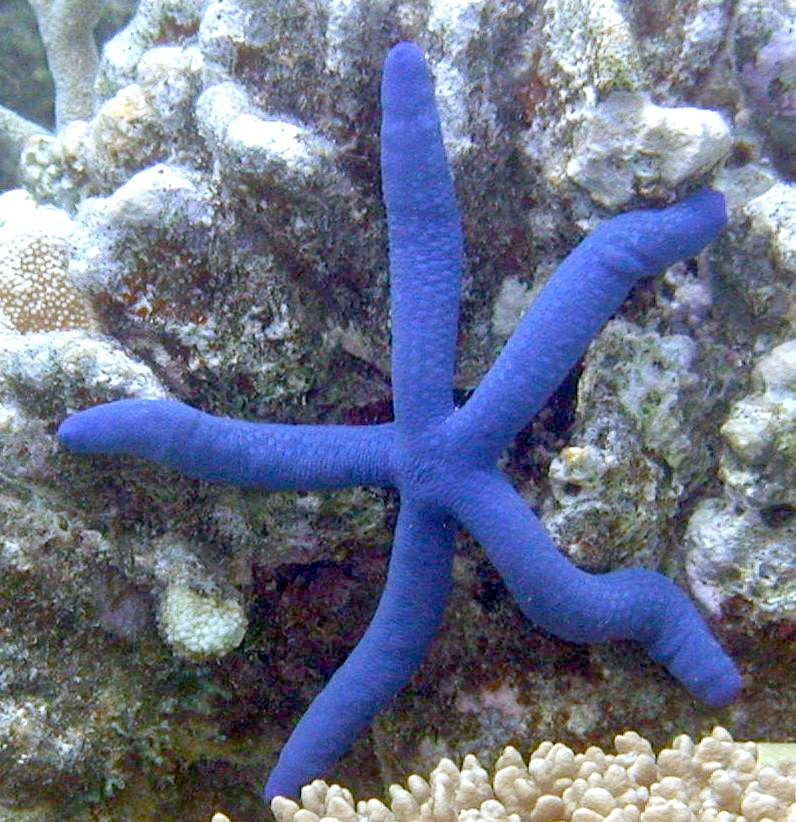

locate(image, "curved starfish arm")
[[264, 499, 455, 801], [449, 189, 726, 462], [381, 41, 463, 430], [449, 469, 741, 707], [58, 398, 395, 489]]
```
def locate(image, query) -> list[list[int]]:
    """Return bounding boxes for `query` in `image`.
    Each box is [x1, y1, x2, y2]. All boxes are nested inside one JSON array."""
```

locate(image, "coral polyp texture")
[[58, 42, 739, 801], [271, 727, 796, 822], [0, 190, 96, 333], [0, 231, 95, 332]]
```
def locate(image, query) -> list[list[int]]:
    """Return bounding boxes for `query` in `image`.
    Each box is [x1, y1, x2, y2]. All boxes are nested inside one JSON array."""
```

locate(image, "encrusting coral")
[[0, 229, 96, 333], [0, 189, 96, 333], [271, 727, 796, 822]]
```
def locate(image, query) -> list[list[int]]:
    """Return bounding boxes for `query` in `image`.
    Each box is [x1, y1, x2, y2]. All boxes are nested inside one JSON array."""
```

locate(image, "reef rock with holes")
[[685, 340, 796, 626]]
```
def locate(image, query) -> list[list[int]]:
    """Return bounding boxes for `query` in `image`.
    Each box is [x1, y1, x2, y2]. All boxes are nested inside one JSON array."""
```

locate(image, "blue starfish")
[[58, 41, 741, 802]]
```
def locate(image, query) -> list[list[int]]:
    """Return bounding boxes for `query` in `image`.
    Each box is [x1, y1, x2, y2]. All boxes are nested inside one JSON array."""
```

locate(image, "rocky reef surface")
[[0, 0, 793, 818]]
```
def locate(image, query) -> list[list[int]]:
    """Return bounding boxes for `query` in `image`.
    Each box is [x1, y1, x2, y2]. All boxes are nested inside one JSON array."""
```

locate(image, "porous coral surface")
[[0, 0, 793, 818]]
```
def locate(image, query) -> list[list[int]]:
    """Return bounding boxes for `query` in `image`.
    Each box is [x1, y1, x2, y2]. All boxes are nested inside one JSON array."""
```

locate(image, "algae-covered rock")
[[685, 339, 796, 634], [712, 183, 796, 342], [720, 339, 796, 509], [543, 319, 715, 570], [686, 497, 796, 625]]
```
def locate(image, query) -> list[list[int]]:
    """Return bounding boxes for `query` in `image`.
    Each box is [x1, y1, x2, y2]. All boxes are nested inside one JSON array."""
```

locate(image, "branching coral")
[[0, 0, 110, 176], [26, 0, 108, 128]]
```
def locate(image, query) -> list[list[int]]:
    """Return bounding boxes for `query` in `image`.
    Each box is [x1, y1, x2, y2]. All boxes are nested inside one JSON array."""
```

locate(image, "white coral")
[[271, 728, 796, 822]]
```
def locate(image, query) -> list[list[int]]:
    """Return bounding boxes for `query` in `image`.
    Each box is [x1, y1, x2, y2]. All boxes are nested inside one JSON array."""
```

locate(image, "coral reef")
[[734, 0, 796, 178], [271, 727, 796, 822], [0, 0, 792, 817]]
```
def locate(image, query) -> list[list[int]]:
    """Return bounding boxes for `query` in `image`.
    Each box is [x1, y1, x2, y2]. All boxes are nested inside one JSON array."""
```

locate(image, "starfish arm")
[[263, 499, 455, 801], [58, 398, 395, 489], [381, 41, 463, 430], [449, 189, 726, 462], [449, 469, 741, 707]]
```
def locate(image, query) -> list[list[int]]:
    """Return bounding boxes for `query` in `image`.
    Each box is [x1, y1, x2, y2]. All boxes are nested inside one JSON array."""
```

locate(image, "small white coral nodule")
[[271, 727, 796, 822], [158, 583, 247, 659]]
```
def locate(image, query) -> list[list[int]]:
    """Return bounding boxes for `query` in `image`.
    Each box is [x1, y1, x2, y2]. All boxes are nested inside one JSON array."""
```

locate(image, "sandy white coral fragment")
[[197, 82, 333, 180], [685, 497, 796, 621], [566, 92, 731, 207], [159, 583, 247, 659], [491, 276, 534, 338]]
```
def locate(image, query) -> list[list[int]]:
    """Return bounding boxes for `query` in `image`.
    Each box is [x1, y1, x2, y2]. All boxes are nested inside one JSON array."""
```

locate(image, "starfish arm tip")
[[59, 399, 394, 489], [58, 398, 196, 457], [261, 504, 454, 800], [646, 607, 742, 708], [381, 39, 463, 428]]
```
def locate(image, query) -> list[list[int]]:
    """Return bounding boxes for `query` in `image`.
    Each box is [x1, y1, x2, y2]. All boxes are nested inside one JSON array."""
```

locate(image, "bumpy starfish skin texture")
[[58, 42, 741, 803]]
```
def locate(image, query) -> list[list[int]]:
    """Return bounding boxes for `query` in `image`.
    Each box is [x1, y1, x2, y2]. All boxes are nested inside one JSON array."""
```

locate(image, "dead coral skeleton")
[[271, 727, 796, 822]]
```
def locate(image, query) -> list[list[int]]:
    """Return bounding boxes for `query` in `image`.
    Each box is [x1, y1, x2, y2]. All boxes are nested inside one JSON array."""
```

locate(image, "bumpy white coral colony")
[[269, 727, 796, 822], [158, 582, 248, 659]]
